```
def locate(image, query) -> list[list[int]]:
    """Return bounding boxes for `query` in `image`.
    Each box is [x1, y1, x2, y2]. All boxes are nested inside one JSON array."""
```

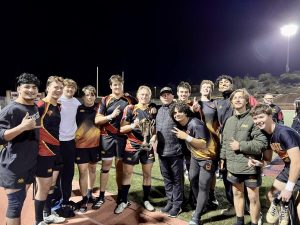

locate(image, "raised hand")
[[111, 105, 121, 118], [171, 127, 188, 140], [20, 112, 40, 131], [192, 97, 200, 112]]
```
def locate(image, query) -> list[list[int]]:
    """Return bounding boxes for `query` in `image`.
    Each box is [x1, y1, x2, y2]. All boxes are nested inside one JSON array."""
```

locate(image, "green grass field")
[[74, 110, 295, 224]]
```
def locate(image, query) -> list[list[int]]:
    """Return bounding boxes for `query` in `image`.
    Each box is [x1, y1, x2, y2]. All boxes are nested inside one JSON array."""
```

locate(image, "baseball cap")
[[160, 87, 173, 96]]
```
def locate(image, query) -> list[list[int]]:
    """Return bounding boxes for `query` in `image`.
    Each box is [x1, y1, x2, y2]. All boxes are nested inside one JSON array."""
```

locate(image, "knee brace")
[[101, 169, 109, 173], [6, 188, 26, 218]]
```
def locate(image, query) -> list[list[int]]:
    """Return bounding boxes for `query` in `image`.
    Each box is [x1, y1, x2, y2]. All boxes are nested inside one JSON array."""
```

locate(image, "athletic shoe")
[[144, 200, 155, 212], [220, 205, 236, 216], [160, 202, 173, 214], [88, 195, 96, 203], [38, 222, 48, 225], [189, 218, 203, 225], [279, 205, 290, 225], [168, 207, 182, 218], [44, 213, 65, 224], [266, 202, 280, 223], [114, 202, 130, 214], [92, 197, 105, 210]]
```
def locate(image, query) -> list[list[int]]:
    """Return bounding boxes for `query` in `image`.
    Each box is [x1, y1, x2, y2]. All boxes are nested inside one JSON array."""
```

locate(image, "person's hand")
[[150, 107, 157, 114], [20, 112, 40, 131], [279, 189, 293, 202], [171, 127, 188, 140], [149, 135, 157, 145], [192, 97, 200, 112], [248, 157, 263, 167], [132, 118, 140, 129], [219, 159, 225, 171], [111, 105, 121, 118], [229, 137, 240, 151]]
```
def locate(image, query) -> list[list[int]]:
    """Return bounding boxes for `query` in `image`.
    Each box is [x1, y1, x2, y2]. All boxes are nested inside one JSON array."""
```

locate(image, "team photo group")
[[0, 72, 300, 225]]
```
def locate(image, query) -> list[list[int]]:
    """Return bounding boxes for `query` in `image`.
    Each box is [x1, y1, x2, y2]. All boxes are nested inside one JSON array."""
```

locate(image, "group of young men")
[[0, 72, 300, 225]]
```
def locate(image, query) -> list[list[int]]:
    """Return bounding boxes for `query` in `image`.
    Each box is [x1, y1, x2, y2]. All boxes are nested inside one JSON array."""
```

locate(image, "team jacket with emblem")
[[220, 109, 268, 174], [76, 103, 100, 148], [37, 100, 60, 156]]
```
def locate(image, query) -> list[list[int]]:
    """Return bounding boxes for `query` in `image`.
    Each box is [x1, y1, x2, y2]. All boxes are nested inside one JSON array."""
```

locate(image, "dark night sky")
[[1, 0, 300, 96]]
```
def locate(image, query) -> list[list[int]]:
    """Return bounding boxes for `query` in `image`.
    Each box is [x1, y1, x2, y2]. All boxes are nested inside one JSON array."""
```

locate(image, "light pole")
[[280, 24, 298, 73], [154, 86, 157, 99]]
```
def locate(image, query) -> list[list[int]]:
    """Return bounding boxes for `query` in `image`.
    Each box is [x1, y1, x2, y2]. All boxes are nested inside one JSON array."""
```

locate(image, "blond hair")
[[63, 78, 78, 91]]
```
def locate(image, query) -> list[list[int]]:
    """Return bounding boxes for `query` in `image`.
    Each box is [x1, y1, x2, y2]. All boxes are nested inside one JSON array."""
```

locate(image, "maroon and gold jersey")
[[37, 100, 60, 156], [98, 94, 136, 135], [122, 104, 155, 151], [76, 103, 100, 149]]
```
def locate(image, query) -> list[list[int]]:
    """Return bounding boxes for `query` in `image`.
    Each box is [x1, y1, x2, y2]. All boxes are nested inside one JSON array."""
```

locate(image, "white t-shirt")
[[59, 96, 81, 141]]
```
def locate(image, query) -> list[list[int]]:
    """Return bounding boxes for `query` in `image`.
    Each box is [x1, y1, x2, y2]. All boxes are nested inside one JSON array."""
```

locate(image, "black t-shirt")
[[269, 124, 300, 163], [0, 101, 40, 174]]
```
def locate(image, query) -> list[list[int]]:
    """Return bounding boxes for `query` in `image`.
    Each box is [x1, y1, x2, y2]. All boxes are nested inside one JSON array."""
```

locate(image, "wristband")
[[106, 115, 112, 121], [130, 123, 135, 129], [185, 135, 193, 143], [285, 180, 295, 192]]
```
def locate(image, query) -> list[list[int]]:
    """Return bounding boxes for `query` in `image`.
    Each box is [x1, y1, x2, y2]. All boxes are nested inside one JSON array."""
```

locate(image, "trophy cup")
[[139, 118, 155, 151]]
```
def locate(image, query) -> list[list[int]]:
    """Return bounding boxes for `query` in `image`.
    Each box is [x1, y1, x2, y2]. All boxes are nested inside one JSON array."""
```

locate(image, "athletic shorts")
[[36, 145, 63, 178], [75, 147, 100, 164], [0, 164, 36, 189], [227, 171, 262, 188], [123, 149, 155, 165], [276, 166, 300, 191], [100, 134, 126, 159]]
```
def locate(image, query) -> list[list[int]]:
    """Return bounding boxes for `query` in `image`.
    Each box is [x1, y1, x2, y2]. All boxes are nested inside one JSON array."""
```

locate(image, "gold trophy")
[[139, 118, 155, 151]]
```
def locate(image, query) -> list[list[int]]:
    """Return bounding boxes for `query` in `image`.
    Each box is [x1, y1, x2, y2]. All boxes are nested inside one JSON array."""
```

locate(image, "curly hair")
[[16, 73, 40, 87], [170, 102, 193, 118]]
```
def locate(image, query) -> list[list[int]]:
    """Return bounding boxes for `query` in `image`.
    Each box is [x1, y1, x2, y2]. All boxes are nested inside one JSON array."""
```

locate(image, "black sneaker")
[[75, 197, 89, 213], [160, 203, 173, 214], [168, 207, 182, 218], [92, 197, 105, 210], [88, 195, 96, 203]]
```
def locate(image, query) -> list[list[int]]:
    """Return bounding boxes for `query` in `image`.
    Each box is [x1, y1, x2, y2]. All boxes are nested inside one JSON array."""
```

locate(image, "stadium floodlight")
[[280, 24, 298, 73]]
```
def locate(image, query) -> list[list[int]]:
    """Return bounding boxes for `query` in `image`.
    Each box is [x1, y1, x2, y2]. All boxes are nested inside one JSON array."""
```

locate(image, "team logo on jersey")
[[47, 110, 53, 116], [76, 157, 81, 161], [127, 157, 132, 161], [47, 168, 53, 173], [80, 109, 85, 112], [17, 178, 24, 184], [270, 142, 290, 162], [241, 124, 248, 128]]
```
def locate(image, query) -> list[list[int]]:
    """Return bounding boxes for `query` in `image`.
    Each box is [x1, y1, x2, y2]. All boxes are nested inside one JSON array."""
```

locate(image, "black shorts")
[[276, 166, 300, 191], [36, 146, 63, 178], [123, 149, 155, 165], [227, 171, 262, 188], [75, 147, 100, 164], [0, 165, 36, 189], [100, 134, 126, 159]]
